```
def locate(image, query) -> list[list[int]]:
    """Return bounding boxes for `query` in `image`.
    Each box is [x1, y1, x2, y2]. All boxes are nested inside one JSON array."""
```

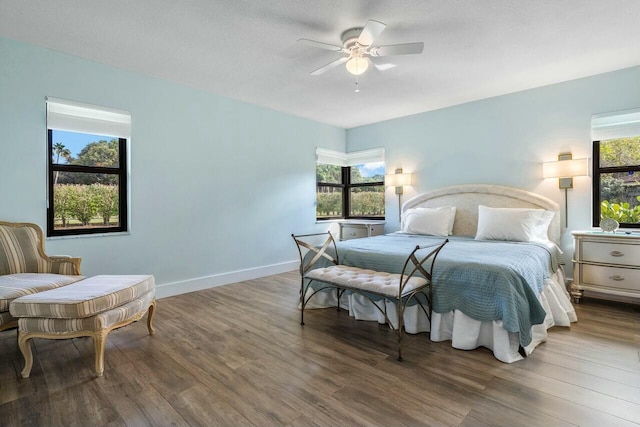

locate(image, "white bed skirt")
[[302, 268, 577, 363]]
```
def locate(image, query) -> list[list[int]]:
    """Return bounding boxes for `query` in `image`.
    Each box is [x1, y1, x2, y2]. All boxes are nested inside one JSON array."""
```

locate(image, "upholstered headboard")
[[401, 184, 561, 244]]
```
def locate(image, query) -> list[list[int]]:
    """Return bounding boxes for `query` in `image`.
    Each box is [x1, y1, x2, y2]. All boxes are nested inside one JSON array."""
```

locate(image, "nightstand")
[[340, 221, 384, 241], [571, 231, 640, 303]]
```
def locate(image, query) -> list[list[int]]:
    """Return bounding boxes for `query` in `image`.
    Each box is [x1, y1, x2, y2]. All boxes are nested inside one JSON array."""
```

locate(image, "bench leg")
[[397, 303, 404, 362], [147, 300, 157, 335], [300, 279, 305, 326], [17, 332, 34, 379], [93, 330, 108, 377]]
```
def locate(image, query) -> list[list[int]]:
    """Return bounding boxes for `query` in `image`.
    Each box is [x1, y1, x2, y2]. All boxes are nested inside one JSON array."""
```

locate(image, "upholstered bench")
[[9, 275, 156, 378], [292, 232, 448, 361]]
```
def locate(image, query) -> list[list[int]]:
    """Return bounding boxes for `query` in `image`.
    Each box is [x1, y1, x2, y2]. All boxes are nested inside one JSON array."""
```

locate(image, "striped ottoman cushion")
[[0, 273, 84, 312], [10, 275, 154, 319], [18, 289, 156, 334]]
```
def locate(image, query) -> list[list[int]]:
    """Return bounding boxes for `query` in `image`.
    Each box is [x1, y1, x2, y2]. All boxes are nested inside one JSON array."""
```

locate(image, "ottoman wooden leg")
[[147, 300, 156, 335], [93, 330, 109, 377], [17, 332, 34, 379]]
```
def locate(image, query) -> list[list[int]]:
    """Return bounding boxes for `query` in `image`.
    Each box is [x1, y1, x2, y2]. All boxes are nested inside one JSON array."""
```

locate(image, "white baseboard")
[[155, 260, 298, 299]]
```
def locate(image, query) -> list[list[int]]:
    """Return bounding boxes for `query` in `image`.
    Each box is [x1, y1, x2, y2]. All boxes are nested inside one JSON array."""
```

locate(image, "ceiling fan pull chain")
[[354, 76, 360, 93]]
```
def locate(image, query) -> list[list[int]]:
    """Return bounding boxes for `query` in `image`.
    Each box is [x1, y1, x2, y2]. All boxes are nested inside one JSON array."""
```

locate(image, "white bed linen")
[[303, 267, 576, 363]]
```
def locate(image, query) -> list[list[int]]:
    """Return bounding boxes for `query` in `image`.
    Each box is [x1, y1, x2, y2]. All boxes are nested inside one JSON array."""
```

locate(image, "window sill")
[[316, 219, 385, 225], [46, 231, 130, 241]]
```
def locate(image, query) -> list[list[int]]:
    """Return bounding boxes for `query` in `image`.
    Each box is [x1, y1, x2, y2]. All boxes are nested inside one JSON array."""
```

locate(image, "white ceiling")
[[1, 0, 639, 129]]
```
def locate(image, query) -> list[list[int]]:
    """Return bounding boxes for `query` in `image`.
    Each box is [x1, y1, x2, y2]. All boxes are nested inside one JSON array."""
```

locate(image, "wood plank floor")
[[1, 271, 639, 427]]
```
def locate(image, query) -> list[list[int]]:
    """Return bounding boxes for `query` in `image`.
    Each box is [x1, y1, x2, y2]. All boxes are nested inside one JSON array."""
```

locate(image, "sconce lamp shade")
[[542, 158, 589, 179], [386, 168, 413, 221], [385, 172, 412, 187], [543, 154, 589, 227]]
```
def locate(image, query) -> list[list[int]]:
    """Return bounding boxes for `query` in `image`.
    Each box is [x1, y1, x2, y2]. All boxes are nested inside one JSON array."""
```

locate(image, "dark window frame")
[[592, 139, 640, 229], [47, 129, 128, 236], [316, 165, 384, 221]]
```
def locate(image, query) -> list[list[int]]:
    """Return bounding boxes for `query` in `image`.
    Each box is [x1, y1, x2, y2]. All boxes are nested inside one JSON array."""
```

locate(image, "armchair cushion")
[[0, 273, 84, 312]]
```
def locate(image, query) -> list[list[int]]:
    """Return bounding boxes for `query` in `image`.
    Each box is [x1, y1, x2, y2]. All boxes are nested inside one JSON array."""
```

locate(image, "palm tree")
[[52, 142, 71, 185]]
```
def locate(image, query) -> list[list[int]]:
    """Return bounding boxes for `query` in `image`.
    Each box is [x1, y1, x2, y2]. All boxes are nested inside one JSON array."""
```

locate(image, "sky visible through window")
[[51, 130, 112, 163], [355, 161, 385, 177]]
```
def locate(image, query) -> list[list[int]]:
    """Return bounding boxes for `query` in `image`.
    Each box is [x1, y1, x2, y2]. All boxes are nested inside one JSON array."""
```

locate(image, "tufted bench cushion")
[[10, 275, 154, 319], [305, 265, 428, 297], [0, 273, 84, 312]]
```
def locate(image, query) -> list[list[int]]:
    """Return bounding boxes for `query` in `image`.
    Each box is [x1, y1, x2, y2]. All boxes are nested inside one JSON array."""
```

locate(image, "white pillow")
[[475, 205, 554, 242], [402, 207, 455, 236]]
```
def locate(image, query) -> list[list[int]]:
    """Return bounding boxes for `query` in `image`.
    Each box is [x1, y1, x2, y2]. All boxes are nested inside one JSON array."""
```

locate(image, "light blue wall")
[[0, 37, 345, 294], [347, 66, 640, 260], [2, 34, 638, 289]]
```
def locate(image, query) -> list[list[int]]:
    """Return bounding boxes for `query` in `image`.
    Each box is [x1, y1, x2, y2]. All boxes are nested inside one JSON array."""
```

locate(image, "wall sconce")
[[385, 168, 413, 221], [542, 153, 589, 227]]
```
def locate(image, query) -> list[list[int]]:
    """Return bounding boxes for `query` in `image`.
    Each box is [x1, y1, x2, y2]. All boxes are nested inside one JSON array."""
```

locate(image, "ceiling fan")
[[298, 19, 424, 77]]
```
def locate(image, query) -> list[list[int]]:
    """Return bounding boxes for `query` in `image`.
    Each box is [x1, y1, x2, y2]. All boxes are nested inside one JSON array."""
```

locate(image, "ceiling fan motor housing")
[[341, 27, 364, 48]]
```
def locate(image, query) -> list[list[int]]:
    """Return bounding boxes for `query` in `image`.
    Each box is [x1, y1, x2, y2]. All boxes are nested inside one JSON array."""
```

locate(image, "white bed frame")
[[402, 184, 561, 243]]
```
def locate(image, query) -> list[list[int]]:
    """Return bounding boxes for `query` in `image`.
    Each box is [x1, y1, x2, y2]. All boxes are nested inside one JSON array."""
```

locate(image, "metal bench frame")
[[292, 232, 448, 360]]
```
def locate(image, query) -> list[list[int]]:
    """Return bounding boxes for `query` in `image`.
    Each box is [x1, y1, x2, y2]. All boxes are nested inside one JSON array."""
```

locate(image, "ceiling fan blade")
[[357, 20, 386, 46], [370, 42, 424, 57], [298, 38, 344, 52], [310, 56, 348, 75]]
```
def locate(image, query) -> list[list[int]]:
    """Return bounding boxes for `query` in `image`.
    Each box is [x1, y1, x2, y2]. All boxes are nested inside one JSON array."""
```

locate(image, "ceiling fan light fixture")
[[346, 56, 369, 75]]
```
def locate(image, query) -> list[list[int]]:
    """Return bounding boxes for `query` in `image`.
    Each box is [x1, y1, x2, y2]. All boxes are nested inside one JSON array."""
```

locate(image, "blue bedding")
[[312, 234, 560, 347]]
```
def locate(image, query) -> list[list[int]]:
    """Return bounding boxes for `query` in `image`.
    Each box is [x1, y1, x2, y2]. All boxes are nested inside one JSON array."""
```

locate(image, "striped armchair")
[[0, 221, 83, 332]]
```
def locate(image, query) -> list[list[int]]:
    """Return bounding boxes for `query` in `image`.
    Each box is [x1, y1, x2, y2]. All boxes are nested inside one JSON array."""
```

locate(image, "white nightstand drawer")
[[582, 241, 640, 266], [341, 226, 369, 240], [582, 264, 640, 291], [339, 222, 384, 241]]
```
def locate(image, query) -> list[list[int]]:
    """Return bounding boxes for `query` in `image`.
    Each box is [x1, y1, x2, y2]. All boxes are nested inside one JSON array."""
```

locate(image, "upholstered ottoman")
[[9, 275, 156, 378]]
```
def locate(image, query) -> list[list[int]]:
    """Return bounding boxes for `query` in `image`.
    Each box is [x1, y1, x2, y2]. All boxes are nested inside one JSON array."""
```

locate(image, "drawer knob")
[[350, 232, 356, 236], [610, 250, 625, 257], [609, 275, 625, 281]]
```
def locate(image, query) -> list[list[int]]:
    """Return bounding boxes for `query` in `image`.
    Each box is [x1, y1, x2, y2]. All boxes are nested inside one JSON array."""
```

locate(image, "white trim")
[[592, 108, 640, 140], [316, 148, 348, 166], [345, 148, 385, 166], [155, 260, 298, 299], [316, 147, 385, 166], [46, 96, 131, 138]]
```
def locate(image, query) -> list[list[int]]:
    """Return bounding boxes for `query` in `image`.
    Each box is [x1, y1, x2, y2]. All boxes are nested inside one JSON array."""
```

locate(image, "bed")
[[305, 184, 577, 363]]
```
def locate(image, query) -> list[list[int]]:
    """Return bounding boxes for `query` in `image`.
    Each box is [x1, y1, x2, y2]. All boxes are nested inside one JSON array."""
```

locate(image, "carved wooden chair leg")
[[147, 301, 157, 335], [17, 332, 34, 379], [93, 330, 108, 377]]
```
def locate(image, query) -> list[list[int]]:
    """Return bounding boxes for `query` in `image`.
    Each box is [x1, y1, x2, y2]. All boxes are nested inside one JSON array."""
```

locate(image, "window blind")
[[46, 97, 131, 138], [591, 108, 640, 141], [316, 147, 385, 166]]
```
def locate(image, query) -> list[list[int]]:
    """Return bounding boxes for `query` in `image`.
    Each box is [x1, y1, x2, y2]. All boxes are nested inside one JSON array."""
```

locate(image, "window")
[[592, 109, 640, 228], [316, 148, 385, 220], [46, 98, 130, 236]]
